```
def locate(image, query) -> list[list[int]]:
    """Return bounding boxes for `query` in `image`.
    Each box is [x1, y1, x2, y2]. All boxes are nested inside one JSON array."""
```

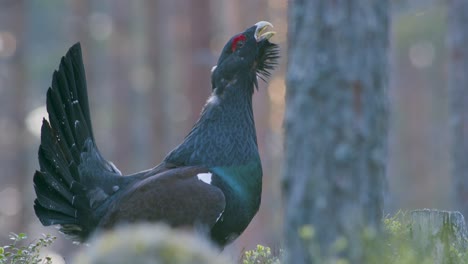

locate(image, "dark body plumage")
[[33, 22, 279, 246]]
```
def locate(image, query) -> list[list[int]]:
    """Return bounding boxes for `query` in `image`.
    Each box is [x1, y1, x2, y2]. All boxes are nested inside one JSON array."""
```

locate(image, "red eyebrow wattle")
[[231, 34, 246, 52]]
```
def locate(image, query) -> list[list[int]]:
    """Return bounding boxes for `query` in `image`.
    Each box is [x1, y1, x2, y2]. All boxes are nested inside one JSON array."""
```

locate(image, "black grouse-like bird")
[[33, 21, 278, 246]]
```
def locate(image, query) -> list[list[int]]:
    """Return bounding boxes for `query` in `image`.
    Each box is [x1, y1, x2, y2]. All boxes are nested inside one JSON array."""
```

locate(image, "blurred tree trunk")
[[449, 0, 468, 220], [186, 0, 212, 125], [283, 1, 389, 263], [109, 0, 133, 172], [128, 1, 152, 170], [159, 1, 192, 148], [70, 0, 90, 53], [144, 0, 169, 164], [1, 0, 27, 233]]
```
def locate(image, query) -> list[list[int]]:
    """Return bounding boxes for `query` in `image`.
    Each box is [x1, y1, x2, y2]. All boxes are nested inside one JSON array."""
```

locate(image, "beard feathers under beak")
[[254, 21, 276, 42]]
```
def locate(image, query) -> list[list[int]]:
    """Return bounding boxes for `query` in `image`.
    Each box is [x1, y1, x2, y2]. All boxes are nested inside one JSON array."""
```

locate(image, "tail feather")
[[34, 171, 77, 219], [45, 88, 78, 162], [34, 200, 77, 226], [34, 43, 125, 242], [38, 122, 76, 189]]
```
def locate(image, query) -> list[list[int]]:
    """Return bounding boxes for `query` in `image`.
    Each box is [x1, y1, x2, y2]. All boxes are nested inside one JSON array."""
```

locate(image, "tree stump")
[[411, 209, 468, 264]]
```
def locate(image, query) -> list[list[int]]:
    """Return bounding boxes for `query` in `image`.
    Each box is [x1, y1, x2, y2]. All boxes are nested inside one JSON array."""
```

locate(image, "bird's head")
[[211, 21, 279, 93], [165, 23, 278, 167]]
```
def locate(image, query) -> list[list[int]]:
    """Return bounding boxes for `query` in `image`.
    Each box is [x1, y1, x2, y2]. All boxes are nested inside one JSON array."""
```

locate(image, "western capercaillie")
[[33, 21, 279, 246]]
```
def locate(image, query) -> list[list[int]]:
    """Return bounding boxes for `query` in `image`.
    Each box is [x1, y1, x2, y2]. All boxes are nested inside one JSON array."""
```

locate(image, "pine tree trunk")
[[186, 0, 212, 125], [283, 1, 389, 263], [109, 0, 133, 172], [3, 0, 27, 234], [448, 0, 468, 221]]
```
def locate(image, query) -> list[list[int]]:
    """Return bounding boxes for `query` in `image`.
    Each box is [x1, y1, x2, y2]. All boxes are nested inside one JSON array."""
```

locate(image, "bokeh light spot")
[[25, 105, 47, 138], [131, 65, 155, 94], [0, 187, 21, 216], [0, 31, 17, 58], [89, 12, 113, 41], [409, 41, 435, 68]]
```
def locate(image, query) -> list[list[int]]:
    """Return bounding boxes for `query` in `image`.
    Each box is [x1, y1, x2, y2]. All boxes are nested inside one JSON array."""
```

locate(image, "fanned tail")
[[33, 43, 129, 241]]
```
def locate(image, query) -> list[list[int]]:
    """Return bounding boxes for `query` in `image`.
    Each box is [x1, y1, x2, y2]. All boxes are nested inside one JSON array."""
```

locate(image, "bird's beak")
[[254, 21, 276, 42]]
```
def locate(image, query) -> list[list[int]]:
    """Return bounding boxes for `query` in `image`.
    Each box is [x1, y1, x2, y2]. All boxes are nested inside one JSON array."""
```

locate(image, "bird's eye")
[[231, 34, 247, 52]]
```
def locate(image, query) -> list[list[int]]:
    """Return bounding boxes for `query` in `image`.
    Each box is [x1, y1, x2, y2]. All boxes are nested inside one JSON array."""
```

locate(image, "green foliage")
[[244, 212, 468, 264], [363, 212, 423, 264], [364, 212, 468, 264], [242, 245, 281, 264], [0, 233, 56, 264]]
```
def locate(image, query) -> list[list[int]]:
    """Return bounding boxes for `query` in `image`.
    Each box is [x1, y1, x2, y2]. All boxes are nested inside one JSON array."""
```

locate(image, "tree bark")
[[186, 0, 212, 125], [448, 0, 468, 221], [283, 1, 389, 263]]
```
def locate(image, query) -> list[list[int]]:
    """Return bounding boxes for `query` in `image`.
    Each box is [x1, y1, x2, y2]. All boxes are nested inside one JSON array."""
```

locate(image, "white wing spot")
[[112, 185, 119, 192], [216, 210, 224, 222], [197, 172, 212, 185], [207, 95, 219, 105], [109, 162, 122, 175]]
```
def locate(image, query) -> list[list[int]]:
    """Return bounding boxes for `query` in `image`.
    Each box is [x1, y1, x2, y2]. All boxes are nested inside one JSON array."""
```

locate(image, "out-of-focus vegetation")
[[242, 244, 281, 264], [72, 223, 233, 264], [366, 212, 467, 264], [243, 212, 468, 264], [0, 233, 55, 264], [2, 212, 467, 264]]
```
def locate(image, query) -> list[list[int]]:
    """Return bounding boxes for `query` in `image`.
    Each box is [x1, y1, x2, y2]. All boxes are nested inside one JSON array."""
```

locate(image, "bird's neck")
[[164, 78, 260, 167]]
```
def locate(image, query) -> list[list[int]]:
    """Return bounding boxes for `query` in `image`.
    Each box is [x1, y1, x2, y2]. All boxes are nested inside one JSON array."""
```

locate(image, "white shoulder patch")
[[207, 95, 220, 105], [197, 172, 212, 185]]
